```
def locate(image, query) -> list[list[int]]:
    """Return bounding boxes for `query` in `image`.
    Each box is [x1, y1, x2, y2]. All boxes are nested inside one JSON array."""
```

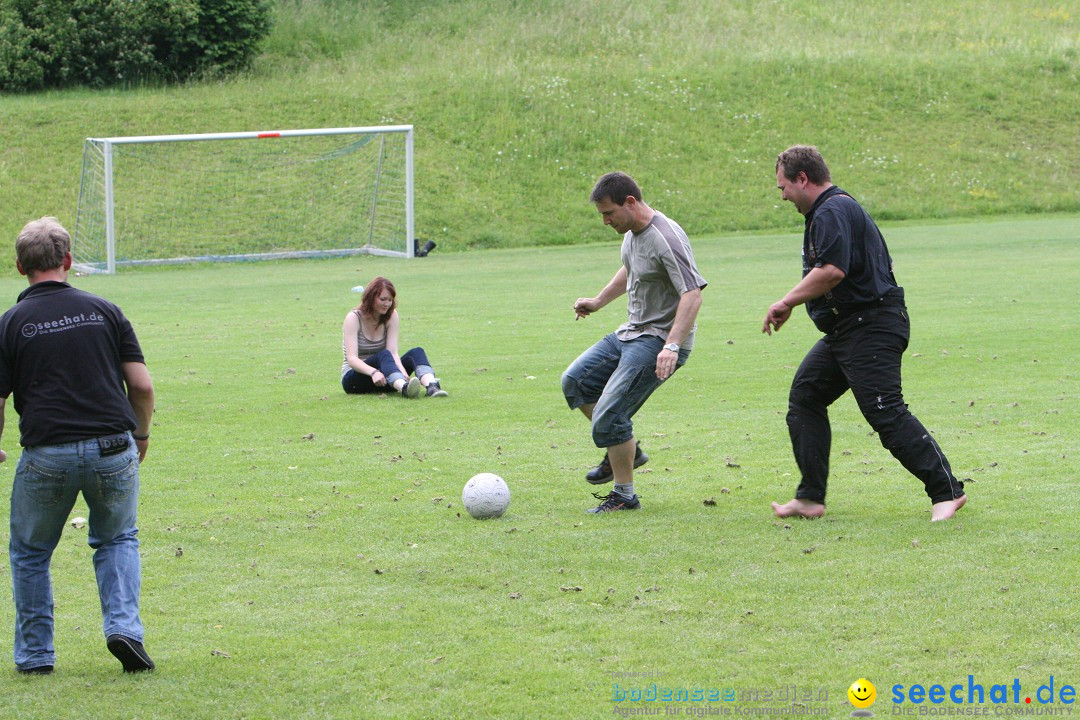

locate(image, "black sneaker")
[[585, 443, 649, 485], [586, 491, 641, 513], [17, 665, 53, 675], [401, 377, 422, 399], [425, 381, 448, 398], [106, 634, 155, 673]]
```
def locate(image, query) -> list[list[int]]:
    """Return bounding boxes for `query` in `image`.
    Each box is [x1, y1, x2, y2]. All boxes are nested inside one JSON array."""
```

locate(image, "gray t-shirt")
[[341, 310, 388, 378], [616, 211, 707, 350]]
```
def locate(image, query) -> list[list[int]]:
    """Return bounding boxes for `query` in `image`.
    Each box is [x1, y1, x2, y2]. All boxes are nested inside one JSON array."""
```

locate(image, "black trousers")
[[786, 305, 965, 504]]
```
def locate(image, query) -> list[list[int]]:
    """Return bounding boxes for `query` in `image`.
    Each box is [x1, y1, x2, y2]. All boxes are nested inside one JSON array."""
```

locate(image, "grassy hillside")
[[0, 0, 1077, 260]]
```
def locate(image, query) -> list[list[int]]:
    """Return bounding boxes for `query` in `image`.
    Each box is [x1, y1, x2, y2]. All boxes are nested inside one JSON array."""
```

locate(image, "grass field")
[[0, 214, 1076, 718]]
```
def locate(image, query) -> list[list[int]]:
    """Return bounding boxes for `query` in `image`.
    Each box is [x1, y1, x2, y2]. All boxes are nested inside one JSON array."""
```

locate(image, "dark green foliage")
[[0, 0, 271, 91]]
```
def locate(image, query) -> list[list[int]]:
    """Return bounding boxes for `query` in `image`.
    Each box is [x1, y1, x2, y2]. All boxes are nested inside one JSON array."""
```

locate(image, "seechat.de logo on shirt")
[[21, 312, 105, 340]]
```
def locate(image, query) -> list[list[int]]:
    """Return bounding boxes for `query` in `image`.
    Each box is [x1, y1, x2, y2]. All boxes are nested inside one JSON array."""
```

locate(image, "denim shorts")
[[561, 333, 688, 447]]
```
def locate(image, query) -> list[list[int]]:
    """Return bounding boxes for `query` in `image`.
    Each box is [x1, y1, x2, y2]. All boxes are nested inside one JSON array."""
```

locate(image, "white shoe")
[[401, 377, 422, 399]]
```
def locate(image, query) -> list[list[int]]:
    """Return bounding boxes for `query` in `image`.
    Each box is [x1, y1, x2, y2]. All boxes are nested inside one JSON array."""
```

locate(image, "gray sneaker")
[[586, 491, 641, 513], [426, 381, 448, 398], [401, 377, 422, 399]]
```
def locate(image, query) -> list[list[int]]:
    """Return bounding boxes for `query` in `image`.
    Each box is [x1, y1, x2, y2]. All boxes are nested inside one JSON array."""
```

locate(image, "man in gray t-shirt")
[[561, 172, 707, 513]]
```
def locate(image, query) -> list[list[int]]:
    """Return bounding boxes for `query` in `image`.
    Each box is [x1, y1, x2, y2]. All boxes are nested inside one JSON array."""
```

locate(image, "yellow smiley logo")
[[848, 678, 877, 709]]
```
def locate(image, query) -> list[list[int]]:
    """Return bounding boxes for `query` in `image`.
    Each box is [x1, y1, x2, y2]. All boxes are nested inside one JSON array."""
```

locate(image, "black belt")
[[829, 294, 905, 317]]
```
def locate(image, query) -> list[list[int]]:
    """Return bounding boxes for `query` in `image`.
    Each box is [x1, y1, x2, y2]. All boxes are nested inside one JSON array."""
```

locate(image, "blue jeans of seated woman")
[[561, 333, 689, 448], [9, 436, 143, 671], [342, 346, 435, 394]]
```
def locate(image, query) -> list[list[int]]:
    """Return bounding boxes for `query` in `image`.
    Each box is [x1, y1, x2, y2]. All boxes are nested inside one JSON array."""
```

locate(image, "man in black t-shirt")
[[762, 146, 967, 522], [0, 217, 156, 674]]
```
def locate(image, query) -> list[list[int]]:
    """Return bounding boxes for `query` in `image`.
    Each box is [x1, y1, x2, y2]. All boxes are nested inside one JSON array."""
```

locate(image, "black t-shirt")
[[0, 281, 144, 446], [802, 186, 900, 326]]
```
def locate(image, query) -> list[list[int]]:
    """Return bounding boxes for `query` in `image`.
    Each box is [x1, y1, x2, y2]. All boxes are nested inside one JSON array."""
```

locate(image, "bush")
[[0, 0, 271, 91]]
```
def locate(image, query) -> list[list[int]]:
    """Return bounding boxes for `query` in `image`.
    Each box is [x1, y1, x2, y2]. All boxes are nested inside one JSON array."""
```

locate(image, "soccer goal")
[[74, 126, 414, 273]]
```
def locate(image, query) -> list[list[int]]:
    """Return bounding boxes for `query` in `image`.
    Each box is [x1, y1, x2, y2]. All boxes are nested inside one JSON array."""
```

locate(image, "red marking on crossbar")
[[257, 132, 281, 139]]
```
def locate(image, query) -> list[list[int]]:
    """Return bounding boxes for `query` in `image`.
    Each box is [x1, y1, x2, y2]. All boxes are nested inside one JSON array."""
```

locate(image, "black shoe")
[[107, 634, 155, 673], [586, 491, 641, 513], [425, 380, 448, 398], [585, 443, 649, 485], [17, 665, 53, 675]]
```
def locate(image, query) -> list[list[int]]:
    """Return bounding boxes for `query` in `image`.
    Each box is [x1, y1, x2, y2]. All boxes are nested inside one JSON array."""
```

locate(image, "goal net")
[[74, 126, 414, 273]]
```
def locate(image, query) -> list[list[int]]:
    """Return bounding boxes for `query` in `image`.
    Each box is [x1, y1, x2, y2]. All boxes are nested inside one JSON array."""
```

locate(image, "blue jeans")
[[9, 436, 144, 671], [561, 333, 688, 448], [342, 347, 435, 394]]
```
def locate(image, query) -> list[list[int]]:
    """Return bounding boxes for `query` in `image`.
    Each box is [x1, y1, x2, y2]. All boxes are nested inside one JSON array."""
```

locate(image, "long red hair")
[[357, 276, 397, 325]]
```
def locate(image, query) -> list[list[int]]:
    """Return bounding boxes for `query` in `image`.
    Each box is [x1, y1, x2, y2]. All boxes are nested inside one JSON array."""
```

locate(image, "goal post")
[[74, 126, 415, 273]]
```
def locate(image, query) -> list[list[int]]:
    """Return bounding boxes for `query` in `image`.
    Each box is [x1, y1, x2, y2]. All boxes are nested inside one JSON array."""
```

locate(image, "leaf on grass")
[[509, 592, 522, 600], [702, 498, 717, 506], [302, 433, 315, 440], [560, 586, 583, 592], [70, 517, 88, 529], [211, 649, 231, 658]]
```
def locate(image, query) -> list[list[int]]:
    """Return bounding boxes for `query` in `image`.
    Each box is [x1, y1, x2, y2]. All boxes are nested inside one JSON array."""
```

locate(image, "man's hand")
[[574, 298, 600, 320], [655, 348, 678, 380], [134, 437, 148, 463], [763, 300, 792, 335], [371, 370, 387, 387]]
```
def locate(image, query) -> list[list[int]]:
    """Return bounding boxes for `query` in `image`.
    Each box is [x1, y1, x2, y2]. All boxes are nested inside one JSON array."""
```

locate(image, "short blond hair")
[[17, 217, 70, 274]]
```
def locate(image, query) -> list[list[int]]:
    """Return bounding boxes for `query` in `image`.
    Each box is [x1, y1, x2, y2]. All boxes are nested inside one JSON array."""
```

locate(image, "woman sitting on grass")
[[341, 276, 448, 398]]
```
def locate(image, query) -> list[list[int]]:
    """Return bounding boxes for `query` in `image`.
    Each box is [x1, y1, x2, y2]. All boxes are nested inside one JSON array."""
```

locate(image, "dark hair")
[[358, 276, 397, 325], [776, 145, 832, 184], [589, 171, 642, 205], [16, 216, 70, 274]]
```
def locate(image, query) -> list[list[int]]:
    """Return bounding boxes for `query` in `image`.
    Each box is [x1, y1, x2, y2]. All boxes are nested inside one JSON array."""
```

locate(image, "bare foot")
[[930, 494, 967, 522], [771, 498, 825, 519]]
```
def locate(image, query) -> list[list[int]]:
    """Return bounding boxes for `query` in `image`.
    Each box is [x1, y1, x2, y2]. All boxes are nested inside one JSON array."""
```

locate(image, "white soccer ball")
[[461, 473, 511, 519]]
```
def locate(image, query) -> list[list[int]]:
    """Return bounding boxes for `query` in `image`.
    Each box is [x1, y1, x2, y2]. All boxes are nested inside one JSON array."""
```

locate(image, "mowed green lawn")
[[0, 215, 1077, 719]]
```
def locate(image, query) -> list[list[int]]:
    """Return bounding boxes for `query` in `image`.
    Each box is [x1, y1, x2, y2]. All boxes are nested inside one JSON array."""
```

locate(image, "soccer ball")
[[461, 473, 511, 519]]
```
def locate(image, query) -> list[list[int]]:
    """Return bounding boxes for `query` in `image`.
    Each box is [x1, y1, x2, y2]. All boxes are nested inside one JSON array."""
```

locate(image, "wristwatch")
[[663, 342, 680, 353]]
